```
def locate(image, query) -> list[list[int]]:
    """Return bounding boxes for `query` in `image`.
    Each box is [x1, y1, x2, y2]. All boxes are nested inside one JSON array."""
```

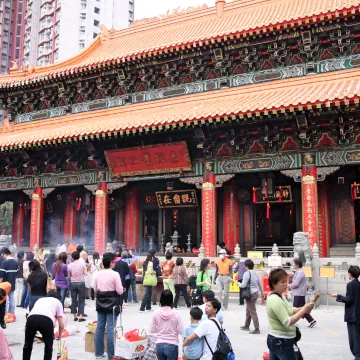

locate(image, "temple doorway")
[[254, 202, 296, 247]]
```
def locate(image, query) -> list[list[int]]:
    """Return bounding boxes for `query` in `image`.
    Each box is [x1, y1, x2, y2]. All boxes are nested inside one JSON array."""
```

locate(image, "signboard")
[[156, 190, 198, 208], [247, 251, 264, 259], [320, 266, 335, 278], [303, 266, 313, 278], [229, 273, 240, 293], [255, 185, 292, 203], [105, 141, 192, 177], [267, 256, 282, 267]]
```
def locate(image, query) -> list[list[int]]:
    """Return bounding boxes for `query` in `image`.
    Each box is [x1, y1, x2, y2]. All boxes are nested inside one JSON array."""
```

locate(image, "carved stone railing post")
[[198, 243, 205, 260], [234, 243, 241, 259]]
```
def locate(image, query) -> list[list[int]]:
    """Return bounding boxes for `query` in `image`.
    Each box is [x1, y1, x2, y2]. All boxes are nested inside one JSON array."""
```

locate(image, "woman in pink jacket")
[[150, 290, 183, 360]]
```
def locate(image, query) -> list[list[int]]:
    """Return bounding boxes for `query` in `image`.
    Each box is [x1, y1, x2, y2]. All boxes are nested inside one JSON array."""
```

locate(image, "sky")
[[134, 0, 216, 20]]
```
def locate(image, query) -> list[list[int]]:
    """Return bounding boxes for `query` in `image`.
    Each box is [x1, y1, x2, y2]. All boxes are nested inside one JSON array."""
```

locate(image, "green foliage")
[[0, 202, 13, 235]]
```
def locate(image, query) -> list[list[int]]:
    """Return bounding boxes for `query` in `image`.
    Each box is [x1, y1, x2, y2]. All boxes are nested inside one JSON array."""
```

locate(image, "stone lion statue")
[[293, 232, 313, 266]]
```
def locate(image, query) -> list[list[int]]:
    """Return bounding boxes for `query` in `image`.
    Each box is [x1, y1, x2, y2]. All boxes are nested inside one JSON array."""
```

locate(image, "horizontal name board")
[[156, 190, 198, 208], [255, 185, 292, 203]]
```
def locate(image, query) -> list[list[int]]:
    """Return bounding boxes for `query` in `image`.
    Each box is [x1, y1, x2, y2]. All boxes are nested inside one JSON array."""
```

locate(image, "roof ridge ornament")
[[99, 24, 110, 43]]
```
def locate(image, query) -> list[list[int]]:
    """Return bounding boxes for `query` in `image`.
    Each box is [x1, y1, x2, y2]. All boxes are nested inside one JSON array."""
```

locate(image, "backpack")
[[188, 275, 197, 289], [204, 319, 235, 360]]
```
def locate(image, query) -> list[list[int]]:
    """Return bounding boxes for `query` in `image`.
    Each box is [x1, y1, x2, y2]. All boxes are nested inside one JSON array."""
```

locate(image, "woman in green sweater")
[[266, 268, 315, 360], [196, 259, 212, 291]]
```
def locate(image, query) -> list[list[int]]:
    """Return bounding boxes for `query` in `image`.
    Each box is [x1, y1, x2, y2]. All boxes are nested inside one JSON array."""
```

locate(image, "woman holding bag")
[[140, 254, 157, 313]]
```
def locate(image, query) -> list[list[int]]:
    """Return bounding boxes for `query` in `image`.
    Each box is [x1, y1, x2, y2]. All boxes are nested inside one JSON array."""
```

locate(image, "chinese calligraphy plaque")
[[156, 190, 198, 208]]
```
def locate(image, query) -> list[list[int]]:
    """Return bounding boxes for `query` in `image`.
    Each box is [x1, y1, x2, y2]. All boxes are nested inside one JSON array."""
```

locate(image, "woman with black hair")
[[140, 253, 155, 313], [27, 259, 47, 311], [196, 258, 212, 292], [150, 290, 183, 360], [173, 257, 191, 309]]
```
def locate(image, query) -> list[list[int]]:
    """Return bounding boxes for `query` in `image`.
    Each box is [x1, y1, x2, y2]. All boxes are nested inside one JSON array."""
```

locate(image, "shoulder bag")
[[241, 270, 252, 300], [143, 263, 157, 287]]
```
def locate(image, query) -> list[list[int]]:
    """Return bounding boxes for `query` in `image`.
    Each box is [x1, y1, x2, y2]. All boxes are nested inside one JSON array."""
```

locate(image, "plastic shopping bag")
[[0, 329, 13, 360], [125, 329, 140, 342]]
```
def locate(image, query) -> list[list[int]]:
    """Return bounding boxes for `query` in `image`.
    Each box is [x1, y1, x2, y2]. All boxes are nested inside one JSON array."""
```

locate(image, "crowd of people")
[[0, 245, 359, 360]]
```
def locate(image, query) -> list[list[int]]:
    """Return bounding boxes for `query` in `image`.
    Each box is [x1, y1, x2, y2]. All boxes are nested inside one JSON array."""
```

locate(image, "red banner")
[[105, 142, 192, 177], [202, 174, 217, 257], [30, 187, 43, 251], [94, 184, 107, 254], [318, 182, 331, 257], [223, 185, 237, 253], [64, 194, 76, 244], [125, 189, 139, 249], [301, 166, 318, 249]]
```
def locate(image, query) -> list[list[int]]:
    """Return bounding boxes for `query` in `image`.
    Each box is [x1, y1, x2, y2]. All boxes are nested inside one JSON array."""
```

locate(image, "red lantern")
[[279, 186, 283, 203], [253, 187, 257, 203], [352, 183, 357, 201], [266, 202, 271, 219], [264, 181, 269, 198]]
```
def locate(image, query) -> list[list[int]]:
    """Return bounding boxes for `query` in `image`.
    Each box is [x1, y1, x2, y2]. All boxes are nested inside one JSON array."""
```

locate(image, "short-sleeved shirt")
[[161, 260, 175, 279], [28, 271, 48, 296], [194, 318, 220, 360], [0, 257, 18, 290], [68, 260, 85, 283], [267, 293, 296, 339], [196, 271, 210, 291], [216, 258, 232, 275], [183, 324, 204, 360], [29, 297, 64, 326]]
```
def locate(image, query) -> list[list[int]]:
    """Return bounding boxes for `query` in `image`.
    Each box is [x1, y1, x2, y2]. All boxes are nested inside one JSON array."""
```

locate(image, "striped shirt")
[[0, 257, 18, 290], [266, 293, 296, 339]]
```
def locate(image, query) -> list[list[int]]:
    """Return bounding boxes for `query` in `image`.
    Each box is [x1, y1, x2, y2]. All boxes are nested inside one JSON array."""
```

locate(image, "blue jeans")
[[21, 280, 28, 308], [5, 290, 15, 314], [140, 286, 152, 311], [95, 312, 117, 359], [57, 287, 67, 308], [156, 343, 178, 360], [267, 335, 299, 360], [29, 295, 44, 311], [128, 279, 137, 302]]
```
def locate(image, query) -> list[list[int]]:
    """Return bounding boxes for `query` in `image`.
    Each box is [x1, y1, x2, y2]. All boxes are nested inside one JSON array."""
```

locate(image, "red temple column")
[[318, 181, 331, 257], [63, 193, 77, 244], [94, 182, 108, 254], [301, 164, 318, 249], [202, 172, 217, 257], [223, 182, 238, 253], [125, 188, 139, 249], [30, 186, 44, 251], [12, 196, 25, 247]]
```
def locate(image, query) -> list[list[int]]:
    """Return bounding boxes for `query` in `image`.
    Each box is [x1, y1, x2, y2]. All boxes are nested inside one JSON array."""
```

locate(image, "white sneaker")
[[95, 353, 107, 359], [139, 310, 145, 313], [123, 303, 129, 307], [146, 309, 153, 312]]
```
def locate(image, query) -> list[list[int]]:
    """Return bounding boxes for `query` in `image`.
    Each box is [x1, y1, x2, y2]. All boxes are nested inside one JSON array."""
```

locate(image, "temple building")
[[1, 0, 360, 257]]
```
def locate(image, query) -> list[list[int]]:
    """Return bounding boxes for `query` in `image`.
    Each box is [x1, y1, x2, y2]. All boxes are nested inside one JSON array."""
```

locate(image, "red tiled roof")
[[1, 0, 360, 88], [1, 67, 360, 149]]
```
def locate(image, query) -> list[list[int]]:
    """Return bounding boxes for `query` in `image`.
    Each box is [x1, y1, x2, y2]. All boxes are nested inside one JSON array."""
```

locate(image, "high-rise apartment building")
[[0, 0, 134, 73]]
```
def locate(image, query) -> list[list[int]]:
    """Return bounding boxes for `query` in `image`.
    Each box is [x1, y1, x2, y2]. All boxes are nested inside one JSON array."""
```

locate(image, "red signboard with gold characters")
[[105, 142, 192, 178]]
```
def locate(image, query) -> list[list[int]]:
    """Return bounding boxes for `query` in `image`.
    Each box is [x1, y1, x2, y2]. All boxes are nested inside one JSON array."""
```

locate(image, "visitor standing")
[[183, 298, 222, 360], [331, 265, 360, 360], [88, 251, 101, 301], [21, 252, 34, 309], [214, 249, 233, 310], [161, 252, 176, 298], [94, 252, 123, 360], [149, 249, 161, 306], [114, 253, 129, 305], [234, 260, 246, 305], [196, 258, 212, 294], [150, 290, 184, 360], [120, 250, 133, 306], [289, 259, 316, 327], [43, 252, 57, 275], [15, 251, 25, 307], [68, 251, 88, 322], [23, 290, 64, 360], [267, 268, 315, 360], [140, 254, 155, 313], [52, 252, 69, 307], [0, 282, 11, 329], [239, 259, 264, 334], [27, 260, 47, 311], [0, 247, 17, 315], [173, 257, 191, 309]]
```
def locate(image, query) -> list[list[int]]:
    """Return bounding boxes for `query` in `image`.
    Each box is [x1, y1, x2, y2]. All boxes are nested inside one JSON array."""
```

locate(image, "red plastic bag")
[[0, 329, 13, 360], [4, 313, 16, 324], [263, 352, 270, 360], [125, 329, 140, 342]]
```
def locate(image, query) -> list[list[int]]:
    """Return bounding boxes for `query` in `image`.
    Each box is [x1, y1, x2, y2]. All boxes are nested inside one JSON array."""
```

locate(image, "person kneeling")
[[22, 290, 64, 360]]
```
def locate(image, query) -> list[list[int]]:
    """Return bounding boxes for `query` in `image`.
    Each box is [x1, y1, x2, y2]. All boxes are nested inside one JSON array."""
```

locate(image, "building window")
[[94, 19, 99, 27], [93, 32, 97, 38], [94, 7, 100, 14]]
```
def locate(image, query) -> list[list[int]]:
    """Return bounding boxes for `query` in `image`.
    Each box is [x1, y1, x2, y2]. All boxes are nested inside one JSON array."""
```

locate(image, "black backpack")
[[204, 319, 235, 360]]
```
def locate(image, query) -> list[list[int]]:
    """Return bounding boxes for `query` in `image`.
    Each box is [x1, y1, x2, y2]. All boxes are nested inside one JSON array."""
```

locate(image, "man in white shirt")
[[199, 290, 224, 325], [183, 298, 222, 360]]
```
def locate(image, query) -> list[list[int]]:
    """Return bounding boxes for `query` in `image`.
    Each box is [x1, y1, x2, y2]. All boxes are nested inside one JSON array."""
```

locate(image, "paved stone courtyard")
[[3, 301, 354, 360]]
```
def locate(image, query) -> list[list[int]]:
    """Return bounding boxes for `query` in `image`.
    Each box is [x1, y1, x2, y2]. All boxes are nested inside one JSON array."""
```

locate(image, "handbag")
[[241, 271, 252, 300], [46, 274, 56, 293]]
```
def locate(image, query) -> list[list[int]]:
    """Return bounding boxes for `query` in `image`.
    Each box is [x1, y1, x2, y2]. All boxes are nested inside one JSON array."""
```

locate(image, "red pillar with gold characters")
[[63, 193, 77, 244], [94, 182, 108, 254], [30, 186, 44, 251], [317, 181, 331, 257], [202, 162, 217, 257], [12, 196, 25, 247], [125, 188, 139, 249], [301, 160, 318, 249], [223, 182, 238, 253]]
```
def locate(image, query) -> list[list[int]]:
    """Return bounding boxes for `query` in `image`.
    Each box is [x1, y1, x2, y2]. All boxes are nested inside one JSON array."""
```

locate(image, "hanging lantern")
[[279, 186, 283, 203], [352, 182, 358, 201], [253, 187, 257, 203], [264, 181, 269, 198], [266, 202, 271, 219]]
